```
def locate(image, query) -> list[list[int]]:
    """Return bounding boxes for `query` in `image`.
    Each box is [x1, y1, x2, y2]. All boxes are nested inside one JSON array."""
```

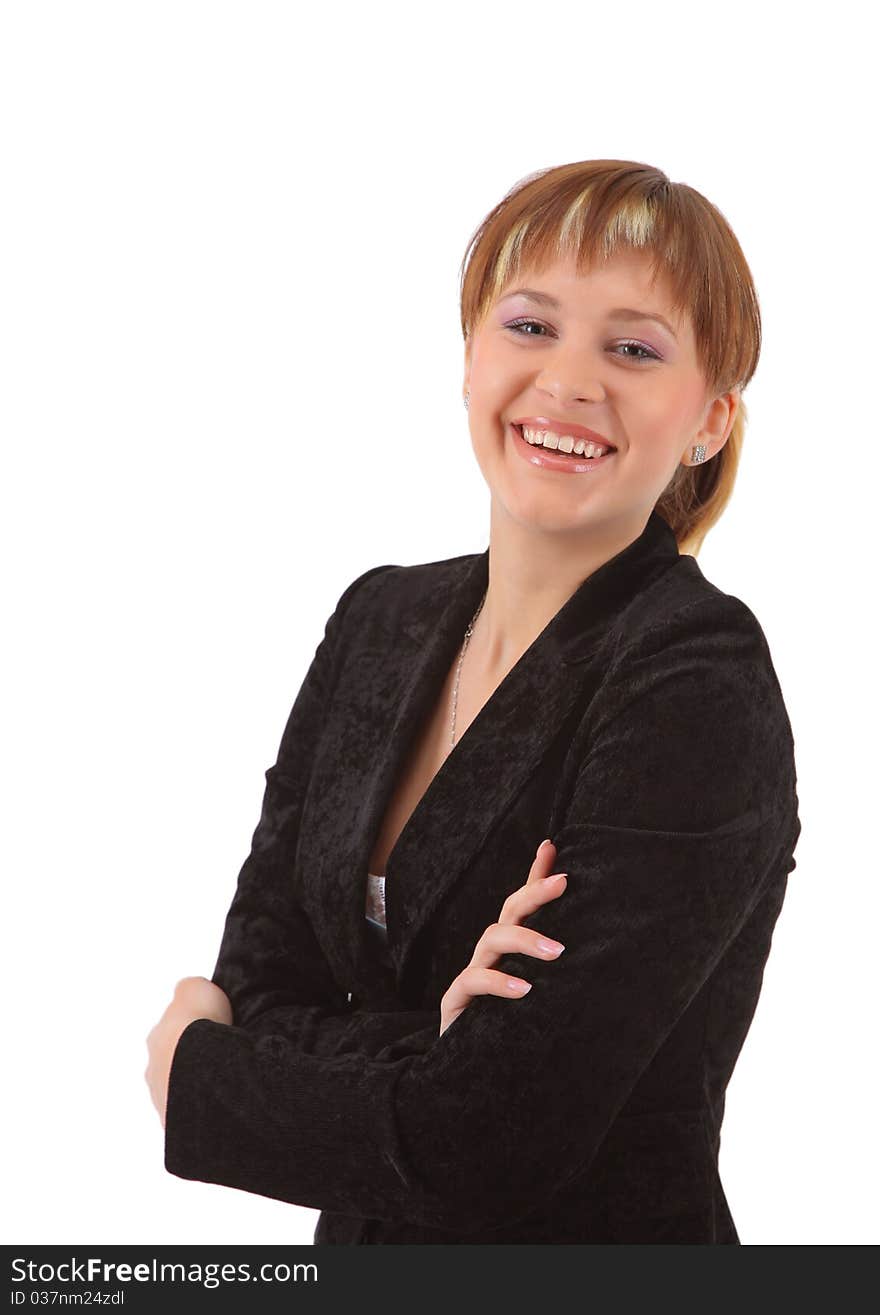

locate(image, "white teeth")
[[521, 425, 612, 458]]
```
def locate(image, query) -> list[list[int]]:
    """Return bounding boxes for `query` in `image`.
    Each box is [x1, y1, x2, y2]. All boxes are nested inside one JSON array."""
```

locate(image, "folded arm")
[[166, 593, 800, 1232]]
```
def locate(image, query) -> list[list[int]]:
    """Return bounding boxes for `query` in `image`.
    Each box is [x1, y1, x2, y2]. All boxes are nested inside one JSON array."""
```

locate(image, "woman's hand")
[[145, 976, 233, 1130], [439, 840, 567, 1037]]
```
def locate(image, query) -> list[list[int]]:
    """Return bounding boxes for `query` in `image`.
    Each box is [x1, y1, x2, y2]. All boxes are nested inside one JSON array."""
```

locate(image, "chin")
[[496, 486, 591, 533]]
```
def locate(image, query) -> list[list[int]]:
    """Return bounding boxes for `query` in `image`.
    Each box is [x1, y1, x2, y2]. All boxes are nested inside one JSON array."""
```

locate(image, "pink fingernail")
[[544, 871, 568, 883], [538, 838, 553, 852]]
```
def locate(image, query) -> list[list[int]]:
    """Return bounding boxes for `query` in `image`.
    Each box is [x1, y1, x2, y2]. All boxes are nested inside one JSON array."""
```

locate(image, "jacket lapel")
[[305, 510, 681, 996]]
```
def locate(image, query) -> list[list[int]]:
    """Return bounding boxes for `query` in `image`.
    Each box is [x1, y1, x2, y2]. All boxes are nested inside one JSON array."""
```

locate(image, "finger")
[[525, 838, 557, 886], [469, 921, 565, 971], [442, 965, 533, 1016], [499, 869, 568, 924], [495, 838, 558, 926], [439, 966, 534, 1036]]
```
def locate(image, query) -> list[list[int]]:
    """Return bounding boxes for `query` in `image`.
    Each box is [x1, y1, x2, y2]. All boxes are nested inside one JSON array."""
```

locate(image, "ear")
[[694, 389, 740, 457]]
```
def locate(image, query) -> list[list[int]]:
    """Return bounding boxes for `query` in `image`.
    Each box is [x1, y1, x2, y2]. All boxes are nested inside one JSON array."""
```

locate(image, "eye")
[[503, 318, 662, 363], [615, 340, 661, 363], [505, 317, 550, 337]]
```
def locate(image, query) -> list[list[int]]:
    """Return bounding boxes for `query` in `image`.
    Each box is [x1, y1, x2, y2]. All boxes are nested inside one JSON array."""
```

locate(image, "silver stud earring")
[[464, 390, 469, 410], [691, 443, 707, 464]]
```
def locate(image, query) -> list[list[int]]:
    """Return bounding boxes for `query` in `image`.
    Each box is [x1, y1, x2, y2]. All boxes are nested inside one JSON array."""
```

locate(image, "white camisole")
[[365, 871, 387, 931]]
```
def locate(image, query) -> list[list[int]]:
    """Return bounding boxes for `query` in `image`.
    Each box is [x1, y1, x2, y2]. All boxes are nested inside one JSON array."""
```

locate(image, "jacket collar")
[[303, 509, 681, 999], [402, 507, 681, 666]]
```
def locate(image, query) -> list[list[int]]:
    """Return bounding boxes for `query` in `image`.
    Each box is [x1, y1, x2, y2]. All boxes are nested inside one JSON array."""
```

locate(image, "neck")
[[471, 500, 650, 674]]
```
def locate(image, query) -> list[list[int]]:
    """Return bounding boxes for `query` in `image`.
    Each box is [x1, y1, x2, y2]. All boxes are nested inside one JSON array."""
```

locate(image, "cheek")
[[468, 420, 523, 502], [466, 421, 498, 481], [469, 412, 507, 452], [634, 393, 697, 457]]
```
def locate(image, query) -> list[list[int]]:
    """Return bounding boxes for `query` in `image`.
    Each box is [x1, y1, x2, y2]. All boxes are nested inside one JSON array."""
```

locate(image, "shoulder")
[[587, 566, 798, 823], [330, 549, 480, 633], [612, 552, 780, 688]]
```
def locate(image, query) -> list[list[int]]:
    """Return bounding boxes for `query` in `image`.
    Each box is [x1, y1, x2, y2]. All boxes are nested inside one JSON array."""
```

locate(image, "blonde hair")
[[458, 159, 761, 557]]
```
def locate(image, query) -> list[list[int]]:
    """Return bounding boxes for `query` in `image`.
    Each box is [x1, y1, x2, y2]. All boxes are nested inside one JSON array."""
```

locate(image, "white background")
[[2, 0, 876, 1247]]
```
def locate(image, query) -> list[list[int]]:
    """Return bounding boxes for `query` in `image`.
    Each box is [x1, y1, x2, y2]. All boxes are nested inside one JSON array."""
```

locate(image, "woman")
[[146, 159, 801, 1244]]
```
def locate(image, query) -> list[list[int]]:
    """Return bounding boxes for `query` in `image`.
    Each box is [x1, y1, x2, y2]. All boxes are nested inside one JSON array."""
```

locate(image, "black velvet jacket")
[[164, 509, 801, 1244]]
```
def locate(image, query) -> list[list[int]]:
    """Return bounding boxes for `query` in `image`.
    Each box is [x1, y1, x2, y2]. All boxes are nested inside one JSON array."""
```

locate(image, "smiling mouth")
[[512, 423, 616, 460]]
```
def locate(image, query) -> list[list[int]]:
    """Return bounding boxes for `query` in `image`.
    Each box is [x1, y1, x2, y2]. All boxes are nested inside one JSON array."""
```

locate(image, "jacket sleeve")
[[205, 559, 438, 1060], [165, 592, 801, 1232]]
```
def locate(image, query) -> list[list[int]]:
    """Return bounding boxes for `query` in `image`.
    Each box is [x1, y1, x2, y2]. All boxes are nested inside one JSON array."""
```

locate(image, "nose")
[[534, 351, 605, 404]]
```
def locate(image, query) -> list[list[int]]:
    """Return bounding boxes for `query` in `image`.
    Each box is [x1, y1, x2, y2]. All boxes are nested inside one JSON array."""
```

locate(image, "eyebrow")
[[498, 287, 679, 341]]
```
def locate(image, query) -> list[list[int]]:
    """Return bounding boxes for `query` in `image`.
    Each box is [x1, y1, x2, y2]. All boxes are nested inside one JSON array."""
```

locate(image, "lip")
[[509, 422, 617, 474], [511, 416, 615, 449]]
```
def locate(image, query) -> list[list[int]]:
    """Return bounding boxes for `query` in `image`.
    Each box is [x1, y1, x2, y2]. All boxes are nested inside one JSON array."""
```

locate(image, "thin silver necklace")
[[450, 589, 487, 748]]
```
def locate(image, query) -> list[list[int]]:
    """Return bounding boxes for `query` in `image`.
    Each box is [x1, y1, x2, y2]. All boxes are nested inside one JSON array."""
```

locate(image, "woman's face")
[[463, 248, 738, 538]]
